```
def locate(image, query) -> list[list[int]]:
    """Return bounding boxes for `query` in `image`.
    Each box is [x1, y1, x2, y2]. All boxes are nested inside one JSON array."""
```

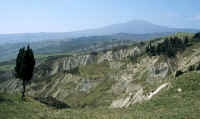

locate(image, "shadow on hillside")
[[0, 98, 6, 103], [0, 97, 13, 104], [34, 96, 70, 109]]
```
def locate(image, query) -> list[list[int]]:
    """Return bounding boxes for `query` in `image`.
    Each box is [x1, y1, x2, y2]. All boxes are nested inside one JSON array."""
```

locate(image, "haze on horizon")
[[1, 0, 200, 34]]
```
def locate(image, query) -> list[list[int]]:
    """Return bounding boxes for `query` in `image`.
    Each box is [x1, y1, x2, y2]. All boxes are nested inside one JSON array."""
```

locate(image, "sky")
[[0, 0, 200, 34]]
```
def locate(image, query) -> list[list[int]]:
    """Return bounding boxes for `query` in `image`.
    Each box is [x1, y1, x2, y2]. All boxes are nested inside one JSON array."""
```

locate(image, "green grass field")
[[1, 71, 200, 119]]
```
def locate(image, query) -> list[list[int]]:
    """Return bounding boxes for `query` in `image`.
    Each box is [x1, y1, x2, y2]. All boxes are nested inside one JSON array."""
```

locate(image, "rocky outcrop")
[[110, 88, 144, 108], [36, 47, 142, 76], [1, 43, 198, 109], [110, 83, 169, 108]]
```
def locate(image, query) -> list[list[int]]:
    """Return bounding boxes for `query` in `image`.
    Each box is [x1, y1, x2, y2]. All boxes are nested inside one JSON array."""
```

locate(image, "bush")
[[188, 65, 195, 72], [90, 51, 98, 56], [196, 64, 200, 70], [139, 41, 145, 46], [175, 70, 184, 77], [65, 67, 80, 74], [193, 32, 200, 39]]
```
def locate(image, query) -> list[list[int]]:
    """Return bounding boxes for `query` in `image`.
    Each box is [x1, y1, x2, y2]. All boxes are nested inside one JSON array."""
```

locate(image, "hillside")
[[0, 32, 200, 118], [0, 32, 171, 62], [1, 71, 200, 119]]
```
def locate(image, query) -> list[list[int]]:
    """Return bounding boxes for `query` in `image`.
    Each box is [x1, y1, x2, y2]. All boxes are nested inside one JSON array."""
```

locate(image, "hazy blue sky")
[[0, 0, 200, 34]]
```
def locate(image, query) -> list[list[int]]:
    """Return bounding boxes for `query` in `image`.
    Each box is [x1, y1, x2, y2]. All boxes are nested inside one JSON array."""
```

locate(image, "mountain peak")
[[126, 19, 153, 24]]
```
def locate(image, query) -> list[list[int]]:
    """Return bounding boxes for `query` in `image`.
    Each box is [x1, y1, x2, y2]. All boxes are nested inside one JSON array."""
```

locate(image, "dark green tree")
[[184, 36, 189, 46], [15, 45, 35, 100], [194, 32, 200, 39]]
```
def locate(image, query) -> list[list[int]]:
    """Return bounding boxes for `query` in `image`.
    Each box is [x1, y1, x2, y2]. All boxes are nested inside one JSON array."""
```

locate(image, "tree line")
[[146, 36, 189, 57]]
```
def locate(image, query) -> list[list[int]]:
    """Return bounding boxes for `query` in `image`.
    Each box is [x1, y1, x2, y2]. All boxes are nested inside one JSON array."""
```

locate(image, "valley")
[[0, 32, 200, 119], [1, 0, 200, 118]]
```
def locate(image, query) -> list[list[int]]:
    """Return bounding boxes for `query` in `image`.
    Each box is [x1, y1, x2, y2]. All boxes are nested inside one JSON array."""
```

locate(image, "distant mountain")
[[64, 20, 199, 37], [0, 20, 199, 44]]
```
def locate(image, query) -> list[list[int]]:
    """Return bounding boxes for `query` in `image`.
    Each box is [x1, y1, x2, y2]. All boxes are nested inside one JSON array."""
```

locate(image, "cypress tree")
[[15, 45, 35, 100]]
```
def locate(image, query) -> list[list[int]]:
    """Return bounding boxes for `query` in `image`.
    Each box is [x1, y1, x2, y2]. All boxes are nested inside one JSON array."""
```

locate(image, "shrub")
[[65, 67, 80, 75], [90, 51, 98, 56], [196, 64, 200, 71], [175, 70, 184, 77], [188, 65, 195, 72]]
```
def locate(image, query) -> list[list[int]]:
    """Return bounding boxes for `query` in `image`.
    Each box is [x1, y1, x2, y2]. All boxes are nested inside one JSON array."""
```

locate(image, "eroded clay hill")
[[1, 33, 200, 108]]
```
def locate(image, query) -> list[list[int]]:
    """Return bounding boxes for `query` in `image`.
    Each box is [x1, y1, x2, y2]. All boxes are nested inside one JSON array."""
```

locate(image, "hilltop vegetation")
[[145, 32, 196, 57]]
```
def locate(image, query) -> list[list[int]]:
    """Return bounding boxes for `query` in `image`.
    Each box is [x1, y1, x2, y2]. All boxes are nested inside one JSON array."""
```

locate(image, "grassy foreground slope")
[[1, 71, 200, 119], [0, 93, 50, 119]]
